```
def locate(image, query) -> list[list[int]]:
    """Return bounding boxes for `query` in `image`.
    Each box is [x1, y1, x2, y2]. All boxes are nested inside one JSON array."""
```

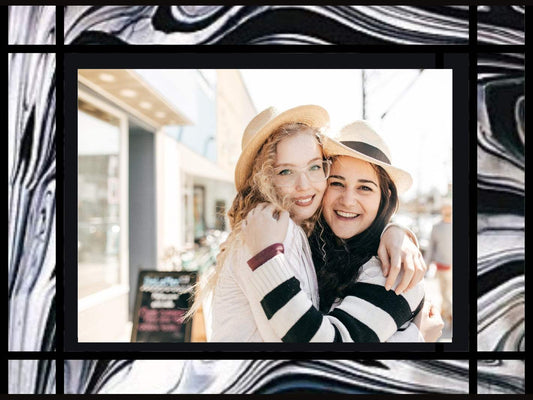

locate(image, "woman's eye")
[[309, 164, 322, 171], [278, 169, 292, 176], [329, 181, 344, 187], [359, 185, 372, 191]]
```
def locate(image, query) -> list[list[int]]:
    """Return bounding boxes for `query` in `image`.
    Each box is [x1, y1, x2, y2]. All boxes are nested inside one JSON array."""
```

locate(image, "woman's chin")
[[329, 224, 361, 240], [292, 210, 318, 225]]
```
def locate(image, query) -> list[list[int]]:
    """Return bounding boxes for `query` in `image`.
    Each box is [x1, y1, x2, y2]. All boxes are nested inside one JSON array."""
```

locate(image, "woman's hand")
[[241, 203, 290, 256], [414, 301, 444, 342], [378, 225, 427, 294]]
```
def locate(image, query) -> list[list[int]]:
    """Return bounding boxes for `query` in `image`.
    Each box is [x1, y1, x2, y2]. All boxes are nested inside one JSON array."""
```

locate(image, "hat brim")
[[323, 136, 412, 193], [235, 105, 330, 191]]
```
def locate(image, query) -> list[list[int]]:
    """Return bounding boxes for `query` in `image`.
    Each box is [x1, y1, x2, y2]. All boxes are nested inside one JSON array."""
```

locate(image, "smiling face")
[[273, 131, 327, 225], [322, 156, 382, 239]]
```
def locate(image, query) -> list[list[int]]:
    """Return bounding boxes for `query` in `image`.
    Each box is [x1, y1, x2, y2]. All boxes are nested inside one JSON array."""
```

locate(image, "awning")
[[78, 69, 192, 129]]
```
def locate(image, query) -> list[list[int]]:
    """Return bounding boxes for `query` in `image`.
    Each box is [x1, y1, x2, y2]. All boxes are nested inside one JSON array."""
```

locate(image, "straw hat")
[[234, 105, 330, 191], [323, 120, 412, 193]]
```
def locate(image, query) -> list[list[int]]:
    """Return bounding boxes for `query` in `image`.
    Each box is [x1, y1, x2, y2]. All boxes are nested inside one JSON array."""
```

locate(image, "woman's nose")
[[294, 171, 311, 189], [340, 190, 358, 207]]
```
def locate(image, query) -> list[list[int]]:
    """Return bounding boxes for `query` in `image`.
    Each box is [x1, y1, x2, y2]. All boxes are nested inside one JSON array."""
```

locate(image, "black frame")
[[64, 51, 469, 353]]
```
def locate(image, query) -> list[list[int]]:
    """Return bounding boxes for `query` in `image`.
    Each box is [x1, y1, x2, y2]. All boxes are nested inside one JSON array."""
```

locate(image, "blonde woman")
[[192, 106, 427, 342]]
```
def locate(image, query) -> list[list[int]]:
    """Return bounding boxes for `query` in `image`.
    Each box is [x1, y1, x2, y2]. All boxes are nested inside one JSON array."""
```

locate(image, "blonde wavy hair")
[[185, 122, 325, 320]]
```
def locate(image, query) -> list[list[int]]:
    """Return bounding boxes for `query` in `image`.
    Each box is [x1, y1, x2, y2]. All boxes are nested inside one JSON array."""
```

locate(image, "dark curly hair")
[[309, 161, 399, 312]]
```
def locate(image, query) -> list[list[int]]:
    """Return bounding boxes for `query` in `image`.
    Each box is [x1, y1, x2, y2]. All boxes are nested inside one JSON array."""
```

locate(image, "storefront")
[[76, 69, 247, 342]]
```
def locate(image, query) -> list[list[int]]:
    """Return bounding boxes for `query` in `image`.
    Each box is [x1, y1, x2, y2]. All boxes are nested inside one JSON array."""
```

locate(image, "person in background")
[[425, 200, 452, 325]]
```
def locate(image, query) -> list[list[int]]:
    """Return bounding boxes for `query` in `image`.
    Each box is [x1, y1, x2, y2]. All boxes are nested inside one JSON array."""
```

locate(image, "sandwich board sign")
[[131, 270, 197, 342]]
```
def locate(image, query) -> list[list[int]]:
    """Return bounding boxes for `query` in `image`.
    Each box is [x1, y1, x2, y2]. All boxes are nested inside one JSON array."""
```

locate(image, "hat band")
[[341, 141, 391, 164]]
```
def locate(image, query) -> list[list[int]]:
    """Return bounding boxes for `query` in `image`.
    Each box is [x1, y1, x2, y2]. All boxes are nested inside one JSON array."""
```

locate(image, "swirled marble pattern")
[[8, 360, 56, 394], [477, 360, 525, 394], [64, 360, 469, 394], [64, 6, 471, 45], [8, 50, 57, 353], [477, 6, 525, 44], [8, 6, 56, 45], [477, 53, 525, 352]]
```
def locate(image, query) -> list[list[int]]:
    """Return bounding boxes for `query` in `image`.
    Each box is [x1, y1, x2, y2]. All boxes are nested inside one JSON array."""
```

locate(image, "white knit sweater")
[[210, 219, 424, 342]]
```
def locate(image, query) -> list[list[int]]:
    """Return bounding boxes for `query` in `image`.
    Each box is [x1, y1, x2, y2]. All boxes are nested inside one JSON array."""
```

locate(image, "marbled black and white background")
[[7, 5, 525, 395], [477, 52, 525, 353]]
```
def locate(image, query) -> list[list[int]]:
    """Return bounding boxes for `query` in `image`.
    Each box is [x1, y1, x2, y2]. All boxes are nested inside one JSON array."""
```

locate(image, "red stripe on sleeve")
[[247, 243, 285, 271]]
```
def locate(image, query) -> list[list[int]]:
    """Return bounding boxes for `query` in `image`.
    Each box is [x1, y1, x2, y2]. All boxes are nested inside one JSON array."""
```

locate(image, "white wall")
[[155, 130, 184, 266]]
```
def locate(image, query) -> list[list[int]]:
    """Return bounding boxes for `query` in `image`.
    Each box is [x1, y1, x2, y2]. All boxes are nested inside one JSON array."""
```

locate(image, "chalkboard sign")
[[131, 270, 197, 342]]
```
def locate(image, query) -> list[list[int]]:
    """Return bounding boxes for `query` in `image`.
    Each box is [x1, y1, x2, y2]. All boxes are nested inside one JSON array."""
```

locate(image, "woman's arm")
[[379, 224, 427, 294], [243, 203, 426, 293], [413, 301, 445, 342], [245, 246, 424, 342], [239, 204, 424, 342]]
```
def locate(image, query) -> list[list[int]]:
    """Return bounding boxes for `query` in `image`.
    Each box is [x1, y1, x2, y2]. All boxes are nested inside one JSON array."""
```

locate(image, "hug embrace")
[[188, 105, 444, 343]]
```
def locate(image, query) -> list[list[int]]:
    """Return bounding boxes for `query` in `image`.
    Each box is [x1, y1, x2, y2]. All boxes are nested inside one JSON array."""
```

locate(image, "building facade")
[[77, 69, 256, 341]]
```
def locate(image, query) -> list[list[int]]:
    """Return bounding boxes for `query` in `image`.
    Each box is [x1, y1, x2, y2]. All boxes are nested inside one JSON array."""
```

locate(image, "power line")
[[380, 69, 425, 120]]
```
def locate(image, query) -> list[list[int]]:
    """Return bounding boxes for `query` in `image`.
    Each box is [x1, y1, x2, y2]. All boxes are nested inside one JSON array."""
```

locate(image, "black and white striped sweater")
[[247, 245, 425, 342]]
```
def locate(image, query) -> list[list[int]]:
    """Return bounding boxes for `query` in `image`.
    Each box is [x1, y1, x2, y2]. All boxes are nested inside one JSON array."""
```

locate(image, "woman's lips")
[[334, 210, 360, 220], [293, 195, 315, 207]]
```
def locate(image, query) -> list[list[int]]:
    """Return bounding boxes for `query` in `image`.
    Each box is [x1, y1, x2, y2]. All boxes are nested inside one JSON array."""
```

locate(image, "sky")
[[240, 69, 453, 201]]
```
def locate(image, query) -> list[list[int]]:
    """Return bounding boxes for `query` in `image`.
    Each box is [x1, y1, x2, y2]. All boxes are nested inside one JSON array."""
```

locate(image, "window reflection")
[[78, 100, 122, 298]]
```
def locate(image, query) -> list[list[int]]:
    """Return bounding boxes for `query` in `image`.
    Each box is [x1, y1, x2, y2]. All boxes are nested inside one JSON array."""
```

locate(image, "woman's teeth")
[[335, 210, 359, 218], [295, 196, 313, 205]]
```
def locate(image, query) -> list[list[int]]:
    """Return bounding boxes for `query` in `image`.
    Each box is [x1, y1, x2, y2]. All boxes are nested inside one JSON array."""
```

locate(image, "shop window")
[[78, 98, 126, 298], [193, 185, 206, 242], [215, 200, 226, 231]]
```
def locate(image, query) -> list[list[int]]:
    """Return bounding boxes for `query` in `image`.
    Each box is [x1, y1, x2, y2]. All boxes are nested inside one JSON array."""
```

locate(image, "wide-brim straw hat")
[[235, 105, 330, 191], [323, 120, 412, 193]]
